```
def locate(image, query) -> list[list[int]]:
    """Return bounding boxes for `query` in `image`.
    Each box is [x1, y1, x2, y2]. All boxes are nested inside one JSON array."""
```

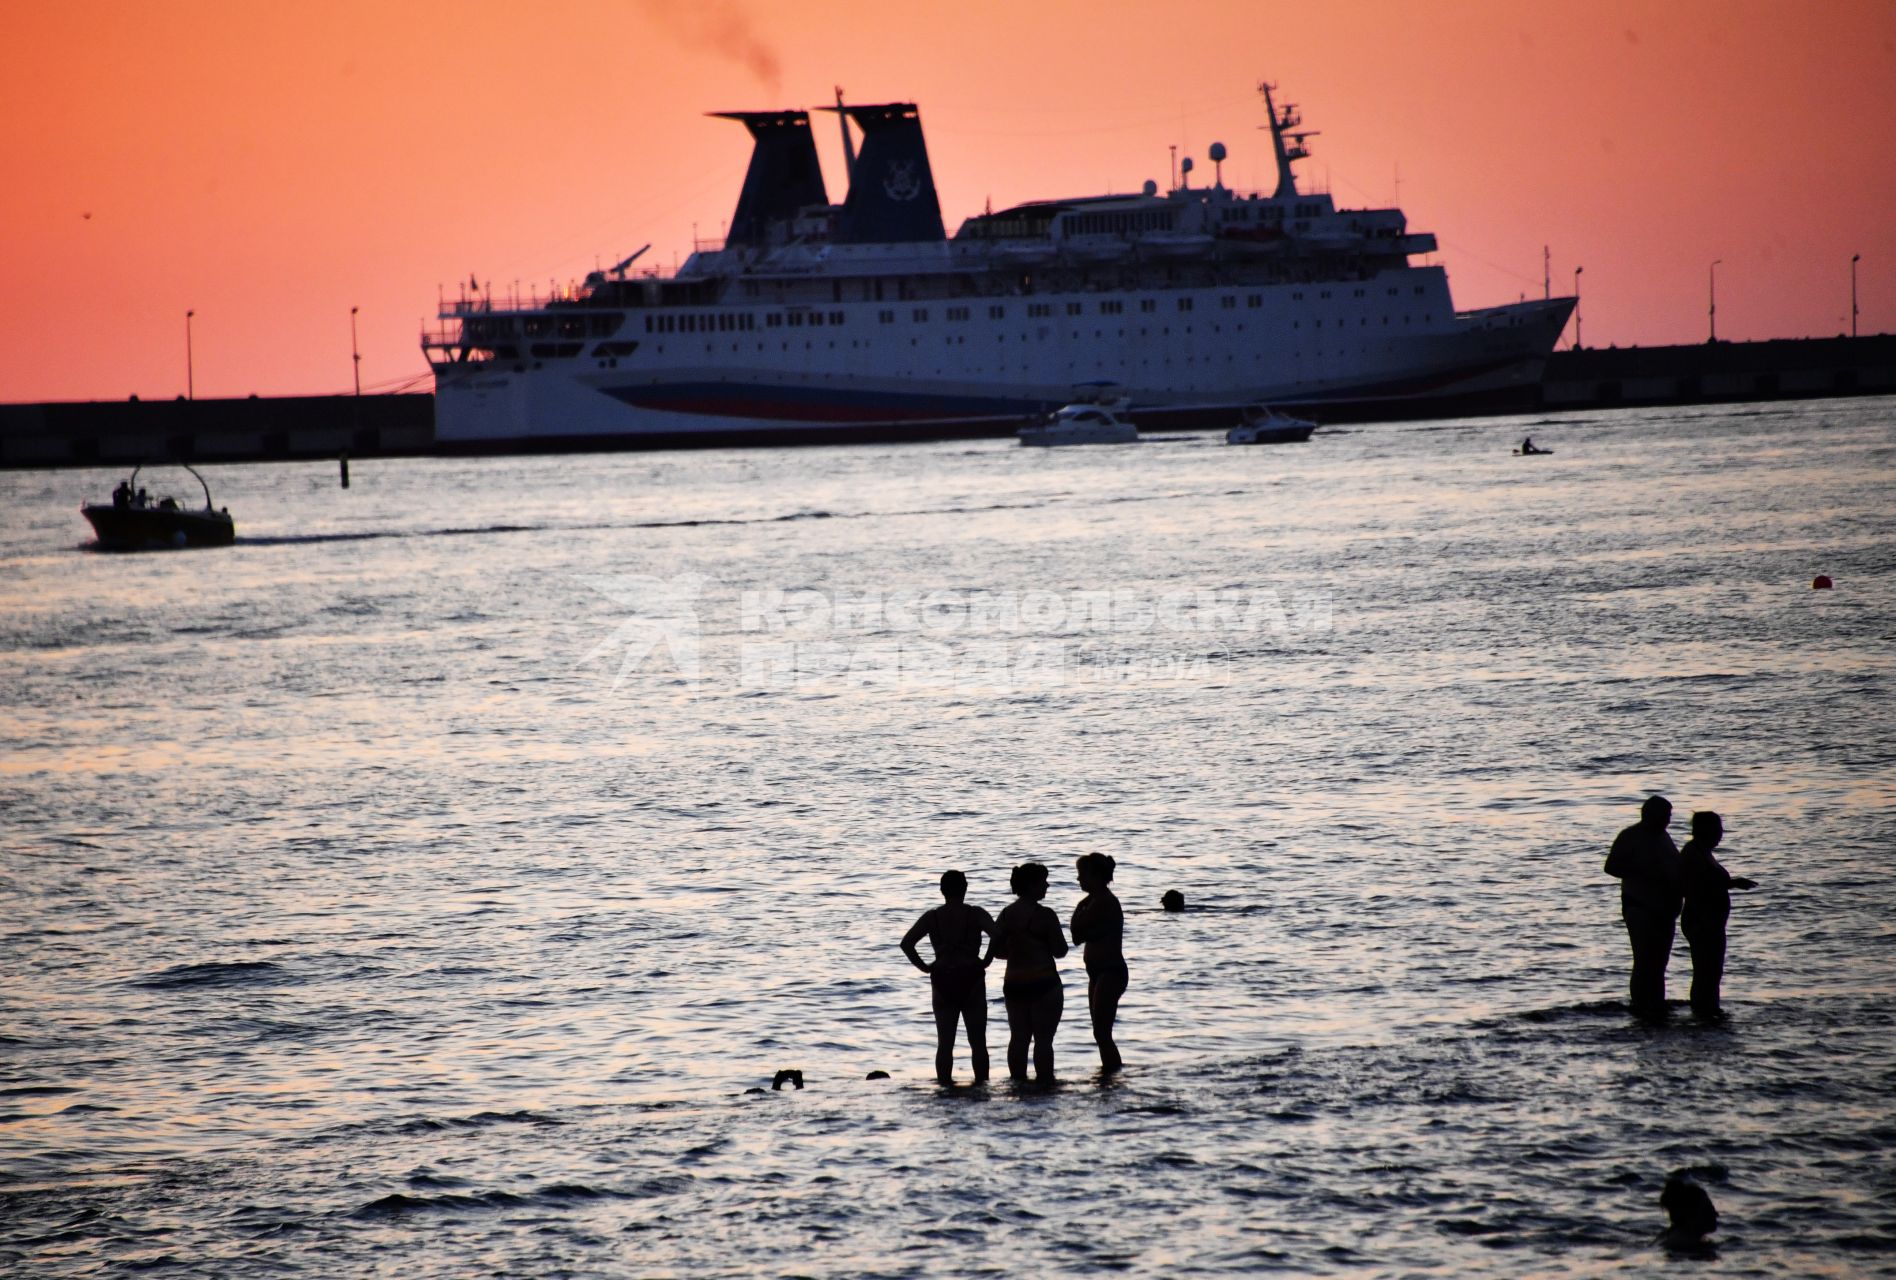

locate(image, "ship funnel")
[[827, 102, 946, 244], [709, 110, 830, 246]]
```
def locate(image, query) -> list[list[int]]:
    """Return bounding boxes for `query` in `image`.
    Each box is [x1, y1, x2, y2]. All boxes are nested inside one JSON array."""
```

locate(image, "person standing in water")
[[1069, 853, 1126, 1073], [992, 862, 1068, 1084], [1678, 811, 1757, 1016], [1605, 795, 1683, 1017], [900, 870, 996, 1084]]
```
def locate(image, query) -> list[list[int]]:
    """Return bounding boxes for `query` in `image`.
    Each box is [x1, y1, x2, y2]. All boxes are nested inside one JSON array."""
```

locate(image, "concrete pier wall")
[[4, 335, 1891, 469], [1540, 334, 1896, 409], [0, 394, 433, 468]]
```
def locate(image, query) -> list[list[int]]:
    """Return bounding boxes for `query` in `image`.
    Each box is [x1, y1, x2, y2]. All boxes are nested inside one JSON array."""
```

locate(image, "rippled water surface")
[[4, 400, 1894, 1276]]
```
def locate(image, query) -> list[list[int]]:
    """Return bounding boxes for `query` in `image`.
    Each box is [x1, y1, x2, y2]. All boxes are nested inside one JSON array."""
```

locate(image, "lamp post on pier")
[[185, 310, 195, 400], [1709, 260, 1722, 343], [350, 306, 362, 396], [1852, 254, 1860, 338], [1572, 266, 1583, 349]]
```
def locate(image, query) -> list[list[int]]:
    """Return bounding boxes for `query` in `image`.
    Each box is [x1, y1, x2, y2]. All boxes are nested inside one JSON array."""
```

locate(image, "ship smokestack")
[[708, 109, 829, 246], [831, 102, 946, 244]]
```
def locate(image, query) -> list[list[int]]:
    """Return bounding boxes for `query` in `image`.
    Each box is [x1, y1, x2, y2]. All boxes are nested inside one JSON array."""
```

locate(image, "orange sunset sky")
[[3, 0, 1893, 403]]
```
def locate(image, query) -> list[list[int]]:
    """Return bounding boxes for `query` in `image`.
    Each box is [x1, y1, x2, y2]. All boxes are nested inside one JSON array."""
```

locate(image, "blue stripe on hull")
[[600, 382, 1042, 423]]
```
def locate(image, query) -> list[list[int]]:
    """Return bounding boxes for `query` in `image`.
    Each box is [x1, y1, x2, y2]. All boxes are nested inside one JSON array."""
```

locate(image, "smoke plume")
[[637, 0, 783, 95]]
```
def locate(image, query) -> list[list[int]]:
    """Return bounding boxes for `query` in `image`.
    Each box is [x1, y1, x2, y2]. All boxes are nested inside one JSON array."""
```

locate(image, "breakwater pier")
[[4, 335, 1891, 468]]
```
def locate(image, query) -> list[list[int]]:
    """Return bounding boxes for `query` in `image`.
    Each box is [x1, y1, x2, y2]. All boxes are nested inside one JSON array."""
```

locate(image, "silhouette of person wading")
[[901, 870, 996, 1085], [1069, 853, 1126, 1073], [992, 861, 1068, 1084], [1605, 795, 1682, 1017], [1678, 810, 1757, 1016]]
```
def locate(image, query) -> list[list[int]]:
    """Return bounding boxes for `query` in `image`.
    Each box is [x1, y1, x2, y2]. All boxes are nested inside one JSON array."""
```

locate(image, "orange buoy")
[[1813, 575, 1834, 590]]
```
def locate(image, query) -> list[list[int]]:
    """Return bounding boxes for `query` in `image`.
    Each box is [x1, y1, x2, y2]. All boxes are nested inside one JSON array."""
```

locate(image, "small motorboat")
[[81, 463, 235, 549], [1018, 399, 1140, 447], [1226, 405, 1317, 445]]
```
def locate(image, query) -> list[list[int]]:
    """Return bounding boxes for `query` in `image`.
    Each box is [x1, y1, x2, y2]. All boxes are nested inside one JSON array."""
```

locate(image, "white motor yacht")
[[1226, 405, 1317, 444], [1018, 400, 1140, 447]]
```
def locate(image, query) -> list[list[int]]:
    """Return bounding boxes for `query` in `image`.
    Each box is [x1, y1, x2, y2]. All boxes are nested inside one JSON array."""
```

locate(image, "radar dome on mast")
[[1209, 141, 1227, 187]]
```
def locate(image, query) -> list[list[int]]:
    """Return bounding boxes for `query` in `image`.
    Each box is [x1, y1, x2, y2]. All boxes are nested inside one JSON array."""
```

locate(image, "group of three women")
[[899, 854, 1124, 1085]]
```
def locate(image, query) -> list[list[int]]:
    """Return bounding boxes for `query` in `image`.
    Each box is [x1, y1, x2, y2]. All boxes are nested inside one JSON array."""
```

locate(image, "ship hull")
[[433, 273, 1572, 448]]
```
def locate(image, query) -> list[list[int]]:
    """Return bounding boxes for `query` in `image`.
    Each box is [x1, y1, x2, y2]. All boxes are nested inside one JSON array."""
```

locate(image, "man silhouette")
[[900, 871, 996, 1085], [1605, 795, 1682, 1017]]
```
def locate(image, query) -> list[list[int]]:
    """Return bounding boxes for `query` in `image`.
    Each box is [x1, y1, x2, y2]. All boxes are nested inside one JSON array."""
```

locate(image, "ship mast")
[[834, 86, 857, 182], [1258, 81, 1316, 200]]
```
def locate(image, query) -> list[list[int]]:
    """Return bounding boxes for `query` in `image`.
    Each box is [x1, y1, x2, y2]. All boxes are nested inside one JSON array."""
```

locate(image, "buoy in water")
[[1812, 575, 1833, 590]]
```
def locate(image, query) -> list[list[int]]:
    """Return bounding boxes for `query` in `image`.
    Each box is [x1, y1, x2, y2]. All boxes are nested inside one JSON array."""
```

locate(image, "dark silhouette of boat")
[[81, 463, 234, 549]]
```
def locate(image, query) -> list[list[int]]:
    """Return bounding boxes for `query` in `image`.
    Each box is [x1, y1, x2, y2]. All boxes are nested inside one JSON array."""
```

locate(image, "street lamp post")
[[185, 309, 195, 400], [1852, 254, 1861, 339], [1573, 266, 1583, 350], [351, 306, 362, 396], [1709, 260, 1722, 343]]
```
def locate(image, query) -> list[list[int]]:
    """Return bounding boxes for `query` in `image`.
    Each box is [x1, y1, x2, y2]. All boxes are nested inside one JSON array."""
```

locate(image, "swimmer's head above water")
[[1161, 890, 1186, 912], [1660, 1171, 1717, 1241]]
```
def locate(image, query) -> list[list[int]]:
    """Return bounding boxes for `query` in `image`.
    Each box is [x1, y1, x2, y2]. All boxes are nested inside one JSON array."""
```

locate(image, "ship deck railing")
[[439, 273, 665, 318]]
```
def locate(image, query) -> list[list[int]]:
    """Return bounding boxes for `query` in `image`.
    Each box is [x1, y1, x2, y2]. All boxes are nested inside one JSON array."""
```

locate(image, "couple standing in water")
[[899, 855, 1125, 1085], [1605, 795, 1758, 1019]]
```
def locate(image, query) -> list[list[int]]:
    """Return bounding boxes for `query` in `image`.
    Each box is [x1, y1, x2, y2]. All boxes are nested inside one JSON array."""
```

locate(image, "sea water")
[[2, 399, 1892, 1276]]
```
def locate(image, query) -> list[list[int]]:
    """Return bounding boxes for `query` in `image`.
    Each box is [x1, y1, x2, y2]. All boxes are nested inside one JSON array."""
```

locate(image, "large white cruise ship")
[[424, 83, 1574, 448]]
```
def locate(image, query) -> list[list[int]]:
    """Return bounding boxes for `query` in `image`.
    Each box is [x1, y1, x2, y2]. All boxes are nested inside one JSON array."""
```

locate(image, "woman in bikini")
[[1070, 852, 1126, 1072], [992, 861, 1068, 1084]]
